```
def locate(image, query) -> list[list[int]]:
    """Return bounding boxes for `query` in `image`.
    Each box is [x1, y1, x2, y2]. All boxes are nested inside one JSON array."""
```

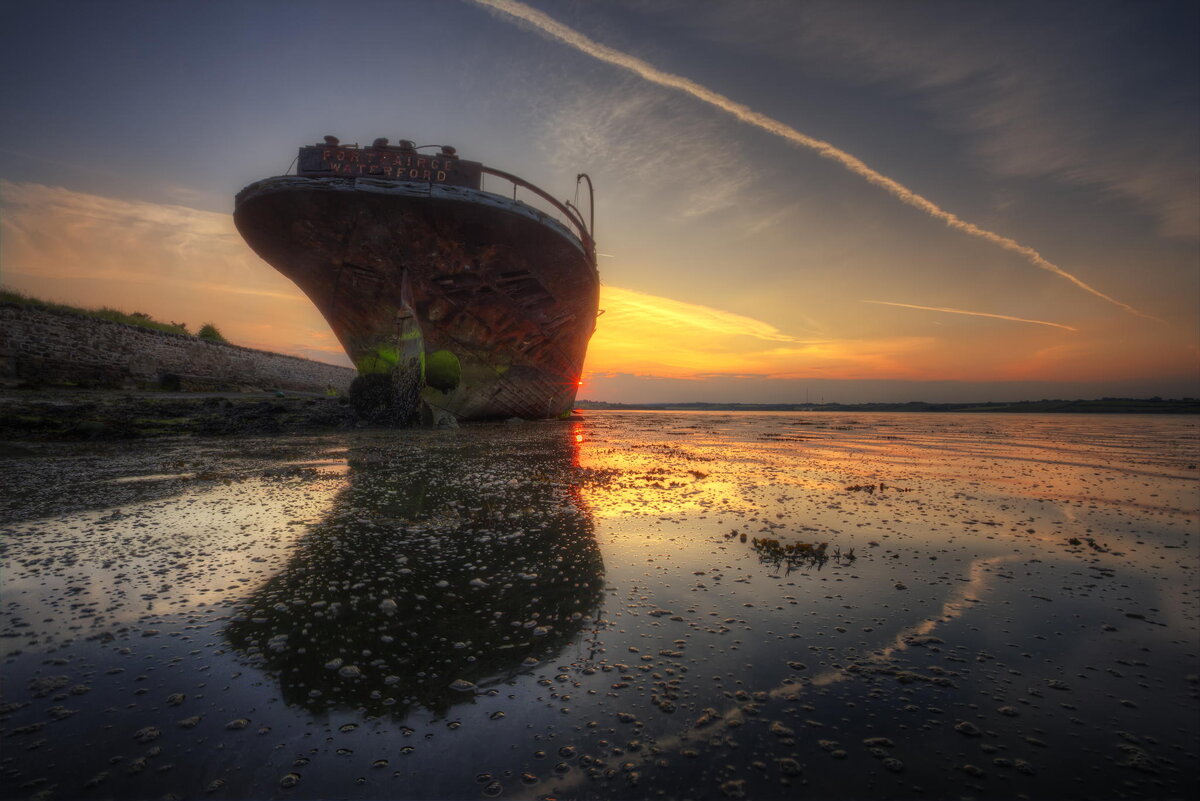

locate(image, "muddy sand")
[[1, 411, 1197, 799]]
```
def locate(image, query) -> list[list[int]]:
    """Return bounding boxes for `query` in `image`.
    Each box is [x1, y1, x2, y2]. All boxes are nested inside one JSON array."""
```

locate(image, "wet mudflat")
[[1, 411, 1197, 800]]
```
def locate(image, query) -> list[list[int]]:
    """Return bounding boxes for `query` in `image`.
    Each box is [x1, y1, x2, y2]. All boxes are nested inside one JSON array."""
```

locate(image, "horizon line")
[[575, 396, 1197, 407]]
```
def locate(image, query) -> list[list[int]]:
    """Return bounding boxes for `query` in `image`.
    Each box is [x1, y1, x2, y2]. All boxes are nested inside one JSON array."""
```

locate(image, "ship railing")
[[480, 166, 596, 267], [286, 143, 595, 266]]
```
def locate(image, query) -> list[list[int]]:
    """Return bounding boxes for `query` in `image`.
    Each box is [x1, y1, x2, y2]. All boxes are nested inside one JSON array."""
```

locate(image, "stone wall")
[[0, 303, 356, 393]]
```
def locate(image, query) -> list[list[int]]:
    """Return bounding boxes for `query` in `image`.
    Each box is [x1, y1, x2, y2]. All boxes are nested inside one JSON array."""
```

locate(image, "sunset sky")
[[2, 0, 1197, 403]]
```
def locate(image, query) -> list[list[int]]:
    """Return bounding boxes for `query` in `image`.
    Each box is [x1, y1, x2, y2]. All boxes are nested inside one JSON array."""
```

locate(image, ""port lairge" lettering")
[[322, 148, 450, 181], [296, 145, 483, 189]]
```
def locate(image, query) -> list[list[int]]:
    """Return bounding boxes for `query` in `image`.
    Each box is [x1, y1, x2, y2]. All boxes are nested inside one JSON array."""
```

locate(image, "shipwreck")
[[234, 135, 598, 424]]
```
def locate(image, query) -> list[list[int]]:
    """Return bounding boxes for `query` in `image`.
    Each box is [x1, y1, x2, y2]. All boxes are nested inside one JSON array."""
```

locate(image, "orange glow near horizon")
[[585, 285, 930, 380], [582, 285, 1193, 386], [0, 180, 1195, 399]]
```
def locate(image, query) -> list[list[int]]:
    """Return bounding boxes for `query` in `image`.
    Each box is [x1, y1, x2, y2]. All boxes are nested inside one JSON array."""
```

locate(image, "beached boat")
[[234, 136, 598, 423]]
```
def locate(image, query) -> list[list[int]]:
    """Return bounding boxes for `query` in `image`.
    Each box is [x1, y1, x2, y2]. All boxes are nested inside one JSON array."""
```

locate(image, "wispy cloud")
[[591, 285, 931, 379], [862, 300, 1078, 331], [0, 180, 338, 363], [469, 0, 1151, 318], [678, 1, 1199, 240], [832, 4, 1199, 241], [601, 285, 807, 344], [536, 80, 756, 221]]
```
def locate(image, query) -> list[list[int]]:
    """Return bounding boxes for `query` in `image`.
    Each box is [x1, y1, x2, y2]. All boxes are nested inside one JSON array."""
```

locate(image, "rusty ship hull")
[[234, 168, 599, 423]]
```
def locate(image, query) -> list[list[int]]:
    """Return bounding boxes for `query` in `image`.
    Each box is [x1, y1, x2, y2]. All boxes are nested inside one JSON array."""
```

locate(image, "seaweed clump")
[[749, 537, 856, 572]]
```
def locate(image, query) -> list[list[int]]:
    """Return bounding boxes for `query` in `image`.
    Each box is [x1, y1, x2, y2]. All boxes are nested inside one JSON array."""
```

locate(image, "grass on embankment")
[[1, 287, 206, 338]]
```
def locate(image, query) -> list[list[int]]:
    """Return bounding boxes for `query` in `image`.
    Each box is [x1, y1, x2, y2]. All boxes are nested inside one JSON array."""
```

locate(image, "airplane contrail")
[[468, 0, 1150, 319], [862, 300, 1078, 331]]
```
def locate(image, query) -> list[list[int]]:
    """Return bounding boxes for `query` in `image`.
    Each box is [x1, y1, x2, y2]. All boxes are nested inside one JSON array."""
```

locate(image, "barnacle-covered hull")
[[234, 176, 598, 422]]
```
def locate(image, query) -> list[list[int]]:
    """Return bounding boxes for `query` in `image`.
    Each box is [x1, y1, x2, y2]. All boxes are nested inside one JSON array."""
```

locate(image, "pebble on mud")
[[720, 779, 746, 798], [778, 758, 802, 776], [133, 726, 160, 743], [954, 720, 982, 737]]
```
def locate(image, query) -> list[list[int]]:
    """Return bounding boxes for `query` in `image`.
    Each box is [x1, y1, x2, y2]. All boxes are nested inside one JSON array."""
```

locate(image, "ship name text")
[[297, 144, 483, 188], [322, 149, 450, 181]]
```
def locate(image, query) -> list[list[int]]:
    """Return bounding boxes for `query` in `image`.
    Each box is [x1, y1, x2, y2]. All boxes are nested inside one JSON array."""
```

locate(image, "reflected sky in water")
[[0, 413, 1196, 800]]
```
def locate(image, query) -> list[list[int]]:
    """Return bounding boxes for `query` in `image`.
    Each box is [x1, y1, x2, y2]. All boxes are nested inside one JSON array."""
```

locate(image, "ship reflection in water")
[[225, 426, 604, 719]]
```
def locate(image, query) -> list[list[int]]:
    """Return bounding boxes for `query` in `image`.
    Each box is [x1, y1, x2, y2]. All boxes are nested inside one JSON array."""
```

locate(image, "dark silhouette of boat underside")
[[234, 136, 598, 423]]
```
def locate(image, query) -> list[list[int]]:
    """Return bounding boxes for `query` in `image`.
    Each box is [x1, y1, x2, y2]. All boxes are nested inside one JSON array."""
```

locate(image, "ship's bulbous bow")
[[234, 175, 599, 423]]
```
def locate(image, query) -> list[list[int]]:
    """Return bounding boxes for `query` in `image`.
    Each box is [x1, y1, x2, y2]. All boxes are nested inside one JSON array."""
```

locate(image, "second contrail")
[[468, 0, 1149, 319], [862, 300, 1078, 331]]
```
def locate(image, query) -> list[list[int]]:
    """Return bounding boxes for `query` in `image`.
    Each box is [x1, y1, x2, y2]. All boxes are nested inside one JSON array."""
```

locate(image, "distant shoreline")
[[575, 398, 1200, 414]]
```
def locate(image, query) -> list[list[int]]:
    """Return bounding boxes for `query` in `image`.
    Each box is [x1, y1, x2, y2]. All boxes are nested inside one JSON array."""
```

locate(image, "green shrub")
[[197, 323, 228, 343]]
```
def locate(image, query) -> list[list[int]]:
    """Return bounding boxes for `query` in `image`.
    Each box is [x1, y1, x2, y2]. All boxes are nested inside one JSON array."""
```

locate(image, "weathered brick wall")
[[0, 303, 356, 393]]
